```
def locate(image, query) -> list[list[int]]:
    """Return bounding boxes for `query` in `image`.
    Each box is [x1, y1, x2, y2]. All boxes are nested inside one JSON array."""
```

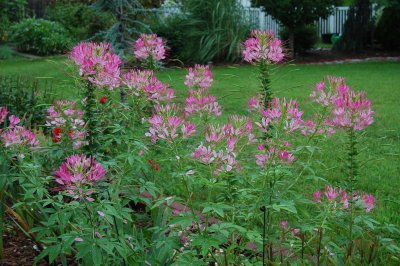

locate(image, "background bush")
[[152, 0, 250, 64], [45, 2, 115, 41], [375, 1, 400, 50], [0, 0, 27, 41], [10, 18, 73, 55], [281, 25, 318, 54]]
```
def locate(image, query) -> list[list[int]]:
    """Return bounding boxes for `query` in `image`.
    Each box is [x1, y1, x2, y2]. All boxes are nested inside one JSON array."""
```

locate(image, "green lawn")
[[1, 57, 399, 224]]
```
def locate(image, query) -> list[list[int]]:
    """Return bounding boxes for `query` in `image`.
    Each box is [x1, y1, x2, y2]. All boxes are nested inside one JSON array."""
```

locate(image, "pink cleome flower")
[[310, 76, 374, 131], [184, 64, 213, 90], [70, 42, 121, 89], [193, 116, 255, 175], [242, 30, 284, 64], [121, 69, 175, 103], [0, 106, 8, 124], [134, 33, 166, 62], [1, 115, 39, 148], [254, 97, 304, 134], [145, 104, 196, 143], [54, 154, 107, 200]]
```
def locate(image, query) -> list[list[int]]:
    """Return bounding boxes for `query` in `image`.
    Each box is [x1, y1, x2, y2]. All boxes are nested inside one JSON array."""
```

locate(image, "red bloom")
[[99, 96, 107, 104], [53, 127, 62, 143], [148, 159, 159, 171]]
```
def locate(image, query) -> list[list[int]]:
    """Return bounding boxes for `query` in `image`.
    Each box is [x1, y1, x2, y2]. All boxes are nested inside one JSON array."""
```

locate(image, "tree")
[[334, 0, 373, 51], [253, 0, 341, 57], [93, 0, 149, 57]]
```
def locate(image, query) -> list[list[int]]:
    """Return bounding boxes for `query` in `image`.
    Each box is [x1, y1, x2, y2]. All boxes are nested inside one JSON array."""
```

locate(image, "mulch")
[[1, 230, 46, 266]]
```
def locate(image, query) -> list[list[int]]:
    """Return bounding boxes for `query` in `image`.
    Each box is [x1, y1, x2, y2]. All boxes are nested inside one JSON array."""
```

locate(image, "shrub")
[[45, 3, 115, 41], [151, 15, 190, 63], [375, 2, 400, 50], [10, 18, 73, 55], [281, 25, 318, 54], [0, 0, 27, 41]]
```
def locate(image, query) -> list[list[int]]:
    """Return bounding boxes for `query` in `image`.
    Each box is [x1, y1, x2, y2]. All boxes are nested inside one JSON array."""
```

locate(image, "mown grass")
[[1, 57, 399, 224]]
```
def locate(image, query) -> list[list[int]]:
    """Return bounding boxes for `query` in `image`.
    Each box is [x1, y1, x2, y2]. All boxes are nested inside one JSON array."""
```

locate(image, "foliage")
[[180, 0, 251, 63], [10, 19, 73, 55], [334, 0, 374, 51], [253, 0, 340, 56], [1, 36, 399, 264], [0, 45, 14, 60], [0, 0, 27, 41], [92, 0, 149, 57], [375, 0, 400, 50], [281, 25, 319, 54], [150, 15, 190, 64], [45, 2, 115, 41], [150, 0, 250, 64], [0, 75, 54, 126]]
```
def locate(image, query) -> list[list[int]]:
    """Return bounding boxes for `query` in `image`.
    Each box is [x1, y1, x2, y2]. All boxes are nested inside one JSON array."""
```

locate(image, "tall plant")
[[181, 0, 250, 63]]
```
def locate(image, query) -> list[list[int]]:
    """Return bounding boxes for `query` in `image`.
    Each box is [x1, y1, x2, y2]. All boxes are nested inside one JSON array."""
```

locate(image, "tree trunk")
[[288, 28, 295, 59]]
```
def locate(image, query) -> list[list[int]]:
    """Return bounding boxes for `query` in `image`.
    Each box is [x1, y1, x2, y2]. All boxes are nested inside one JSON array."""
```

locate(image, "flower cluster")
[[45, 100, 87, 149], [145, 104, 196, 143], [255, 141, 295, 168], [192, 115, 255, 174], [134, 33, 166, 62], [184, 64, 213, 90], [0, 106, 8, 125], [313, 185, 375, 213], [54, 154, 107, 201], [70, 42, 121, 89], [310, 76, 374, 131], [184, 65, 221, 118], [252, 97, 304, 134], [122, 69, 174, 103], [1, 115, 39, 149], [242, 30, 284, 64]]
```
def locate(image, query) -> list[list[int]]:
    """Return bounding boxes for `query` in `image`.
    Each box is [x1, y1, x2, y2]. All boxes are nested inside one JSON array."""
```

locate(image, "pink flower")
[[341, 190, 349, 209], [9, 115, 20, 128], [313, 191, 322, 202], [45, 100, 87, 149], [242, 30, 284, 64], [181, 121, 196, 138], [122, 69, 174, 103], [184, 64, 213, 90], [54, 155, 106, 200], [70, 42, 121, 89], [255, 97, 304, 134], [362, 194, 375, 213], [0, 107, 8, 124], [278, 150, 295, 164], [311, 76, 374, 131], [324, 186, 339, 201], [134, 33, 166, 62], [145, 105, 195, 143], [280, 220, 289, 230], [1, 126, 39, 148]]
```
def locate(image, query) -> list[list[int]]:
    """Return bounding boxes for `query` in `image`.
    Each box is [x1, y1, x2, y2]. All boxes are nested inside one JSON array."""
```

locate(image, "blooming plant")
[[243, 30, 285, 106], [45, 100, 87, 149], [134, 33, 166, 70], [1, 34, 399, 266]]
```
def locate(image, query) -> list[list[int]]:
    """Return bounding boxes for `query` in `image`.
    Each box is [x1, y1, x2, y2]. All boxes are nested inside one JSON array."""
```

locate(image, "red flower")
[[99, 96, 107, 104], [53, 127, 62, 143], [148, 159, 159, 171]]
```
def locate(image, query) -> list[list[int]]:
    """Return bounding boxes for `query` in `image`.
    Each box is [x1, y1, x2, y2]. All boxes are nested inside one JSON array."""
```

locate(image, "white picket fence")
[[149, 5, 375, 37]]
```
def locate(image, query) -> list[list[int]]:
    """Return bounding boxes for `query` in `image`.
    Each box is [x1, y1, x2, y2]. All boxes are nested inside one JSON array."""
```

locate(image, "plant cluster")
[[1, 32, 399, 265], [10, 18, 73, 55]]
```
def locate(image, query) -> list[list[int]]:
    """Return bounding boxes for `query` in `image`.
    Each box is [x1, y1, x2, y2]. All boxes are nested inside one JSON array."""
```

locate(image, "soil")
[[1, 230, 46, 266]]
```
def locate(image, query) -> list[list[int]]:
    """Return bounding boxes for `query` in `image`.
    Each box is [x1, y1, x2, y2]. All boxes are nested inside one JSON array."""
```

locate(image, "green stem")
[[84, 81, 97, 155], [259, 60, 272, 108]]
